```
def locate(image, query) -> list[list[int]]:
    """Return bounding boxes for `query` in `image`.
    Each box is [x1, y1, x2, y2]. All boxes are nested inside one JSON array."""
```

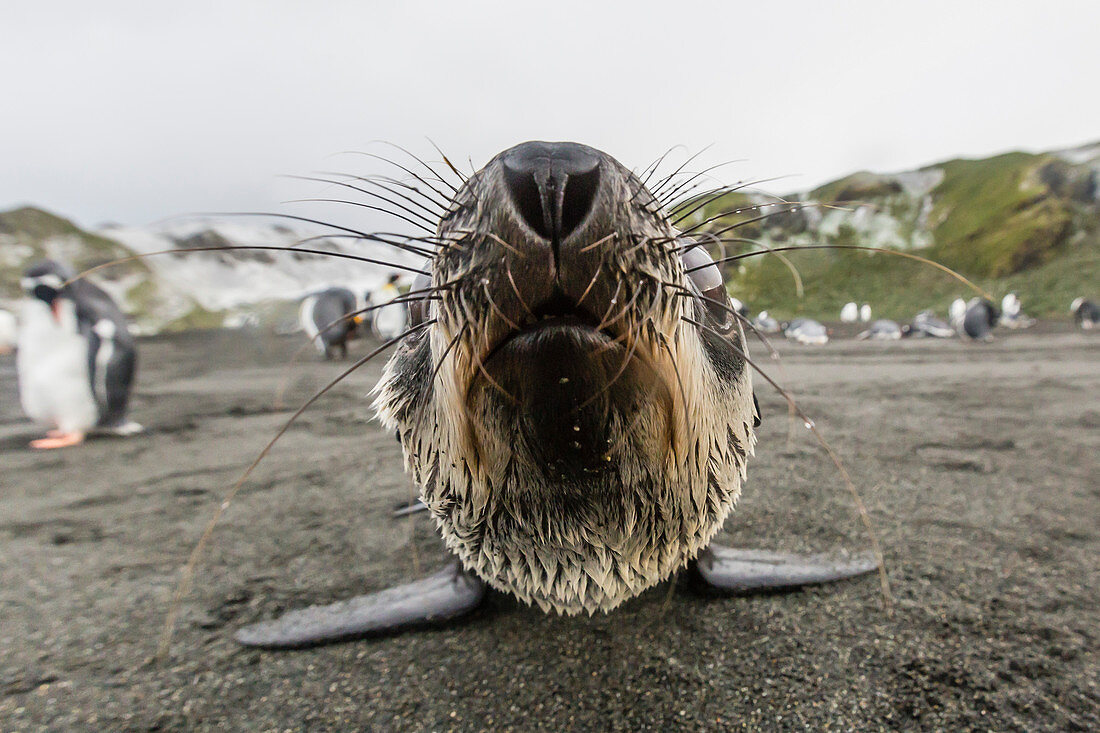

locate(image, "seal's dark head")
[[375, 142, 756, 613]]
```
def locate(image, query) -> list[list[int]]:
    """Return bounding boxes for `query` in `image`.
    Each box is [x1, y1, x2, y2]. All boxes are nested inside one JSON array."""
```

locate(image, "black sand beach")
[[1, 325, 1097, 730]]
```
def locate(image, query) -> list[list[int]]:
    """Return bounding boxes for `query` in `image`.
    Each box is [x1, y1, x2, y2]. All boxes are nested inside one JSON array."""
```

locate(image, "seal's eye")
[[680, 244, 734, 332], [409, 270, 432, 327]]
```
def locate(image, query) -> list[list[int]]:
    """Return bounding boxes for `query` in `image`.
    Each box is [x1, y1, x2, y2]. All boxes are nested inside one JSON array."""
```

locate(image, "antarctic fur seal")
[[236, 141, 876, 647]]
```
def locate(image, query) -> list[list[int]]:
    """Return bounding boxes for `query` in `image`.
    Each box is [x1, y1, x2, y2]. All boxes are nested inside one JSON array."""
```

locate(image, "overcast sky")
[[2, 1, 1097, 232]]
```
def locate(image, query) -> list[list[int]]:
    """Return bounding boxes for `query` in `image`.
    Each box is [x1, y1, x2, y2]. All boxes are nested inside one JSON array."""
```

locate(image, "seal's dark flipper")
[[690, 544, 877, 594], [392, 499, 429, 518], [235, 562, 485, 648]]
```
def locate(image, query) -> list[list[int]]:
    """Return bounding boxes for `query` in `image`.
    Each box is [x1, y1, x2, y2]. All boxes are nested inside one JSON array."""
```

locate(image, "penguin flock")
[[2, 259, 1094, 450], [297, 274, 412, 361]]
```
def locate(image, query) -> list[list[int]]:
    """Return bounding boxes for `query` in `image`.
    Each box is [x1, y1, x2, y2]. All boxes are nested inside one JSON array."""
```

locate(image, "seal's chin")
[[476, 315, 648, 478]]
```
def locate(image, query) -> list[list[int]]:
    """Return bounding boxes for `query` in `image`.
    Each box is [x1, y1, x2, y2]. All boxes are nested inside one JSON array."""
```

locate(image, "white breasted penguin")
[[0, 308, 16, 354], [1071, 298, 1098, 330], [298, 286, 360, 360], [17, 260, 141, 449], [370, 274, 409, 340]]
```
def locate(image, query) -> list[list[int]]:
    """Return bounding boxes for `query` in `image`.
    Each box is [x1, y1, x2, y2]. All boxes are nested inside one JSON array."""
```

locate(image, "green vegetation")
[[0, 206, 151, 299], [925, 153, 1073, 277], [706, 148, 1098, 320]]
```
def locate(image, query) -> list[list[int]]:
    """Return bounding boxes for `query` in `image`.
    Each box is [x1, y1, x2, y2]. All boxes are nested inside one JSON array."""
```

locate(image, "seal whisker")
[[275, 287, 449, 407], [486, 232, 524, 257], [340, 151, 458, 205], [665, 285, 781, 362], [571, 321, 644, 412], [593, 279, 626, 332], [318, 171, 451, 217], [655, 332, 690, 461], [294, 232, 439, 258], [647, 143, 716, 200], [681, 315, 894, 614], [425, 137, 470, 185], [284, 198, 438, 235], [369, 140, 463, 194], [172, 211, 447, 257], [61, 244, 428, 291], [481, 282, 523, 332], [157, 319, 435, 660], [281, 174, 443, 229], [577, 232, 617, 254], [691, 243, 994, 300], [635, 144, 687, 190], [504, 262, 537, 320], [669, 182, 804, 230], [654, 159, 749, 205], [574, 257, 606, 308], [677, 234, 805, 299]]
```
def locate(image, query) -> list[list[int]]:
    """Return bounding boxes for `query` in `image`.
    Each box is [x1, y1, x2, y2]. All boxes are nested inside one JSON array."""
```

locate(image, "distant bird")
[[999, 292, 1034, 329], [903, 310, 955, 339], [856, 319, 902, 341], [784, 318, 829, 345], [859, 303, 872, 323], [949, 298, 967, 330], [0, 308, 16, 354], [752, 310, 781, 334], [1071, 297, 1099, 329], [299, 287, 359, 359], [371, 274, 409, 340], [959, 298, 999, 342], [728, 297, 750, 319], [17, 260, 141, 449], [840, 302, 859, 323]]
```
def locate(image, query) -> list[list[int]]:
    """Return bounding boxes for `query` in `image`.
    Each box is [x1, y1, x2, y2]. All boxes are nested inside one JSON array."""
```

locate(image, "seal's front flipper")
[[690, 544, 877, 594], [235, 562, 485, 648]]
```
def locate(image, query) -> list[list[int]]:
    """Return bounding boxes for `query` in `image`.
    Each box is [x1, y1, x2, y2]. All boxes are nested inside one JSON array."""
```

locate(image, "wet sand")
[[1, 325, 1097, 731]]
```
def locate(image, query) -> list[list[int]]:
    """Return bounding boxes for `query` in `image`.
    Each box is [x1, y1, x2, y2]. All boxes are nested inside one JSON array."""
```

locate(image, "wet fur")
[[374, 145, 756, 614]]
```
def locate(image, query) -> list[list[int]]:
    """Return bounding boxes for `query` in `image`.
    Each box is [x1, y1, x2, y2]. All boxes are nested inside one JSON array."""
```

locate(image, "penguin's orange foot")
[[46, 429, 66, 439], [30, 432, 85, 449]]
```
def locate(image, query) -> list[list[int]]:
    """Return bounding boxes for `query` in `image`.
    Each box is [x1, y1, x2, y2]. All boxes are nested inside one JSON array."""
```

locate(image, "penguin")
[[856, 319, 902, 341], [370, 274, 409, 340], [783, 318, 829, 345], [949, 298, 967, 331], [17, 260, 141, 449], [840, 302, 859, 323], [959, 298, 999, 342], [751, 310, 781, 334], [903, 310, 955, 339], [298, 287, 359, 360], [1071, 297, 1099, 329], [999, 292, 1034, 329], [0, 308, 16, 354]]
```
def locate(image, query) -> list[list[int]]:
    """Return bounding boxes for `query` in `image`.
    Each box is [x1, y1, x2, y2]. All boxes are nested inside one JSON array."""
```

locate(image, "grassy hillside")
[[679, 146, 1099, 320], [0, 206, 151, 299]]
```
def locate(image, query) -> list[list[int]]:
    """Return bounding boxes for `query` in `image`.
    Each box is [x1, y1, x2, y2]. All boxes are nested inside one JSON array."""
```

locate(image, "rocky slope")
[[0, 208, 414, 332], [679, 141, 1100, 319]]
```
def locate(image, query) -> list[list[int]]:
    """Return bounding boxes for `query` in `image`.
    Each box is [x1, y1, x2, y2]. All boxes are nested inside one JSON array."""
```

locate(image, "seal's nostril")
[[503, 164, 552, 240], [502, 141, 601, 242], [560, 167, 600, 240]]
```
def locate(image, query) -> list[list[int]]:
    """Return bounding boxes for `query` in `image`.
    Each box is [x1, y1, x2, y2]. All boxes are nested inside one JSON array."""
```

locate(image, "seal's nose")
[[502, 141, 601, 242]]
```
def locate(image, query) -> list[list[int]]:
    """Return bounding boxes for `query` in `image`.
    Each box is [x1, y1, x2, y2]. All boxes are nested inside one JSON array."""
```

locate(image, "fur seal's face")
[[375, 142, 756, 614]]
